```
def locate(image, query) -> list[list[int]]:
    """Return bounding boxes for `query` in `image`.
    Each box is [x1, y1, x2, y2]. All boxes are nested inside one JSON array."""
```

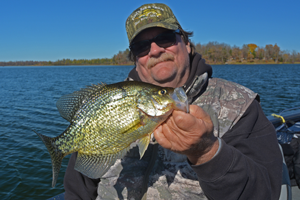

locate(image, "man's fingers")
[[189, 105, 211, 122], [180, 105, 213, 132], [154, 125, 172, 149], [171, 105, 210, 132], [154, 105, 214, 154], [171, 110, 196, 131]]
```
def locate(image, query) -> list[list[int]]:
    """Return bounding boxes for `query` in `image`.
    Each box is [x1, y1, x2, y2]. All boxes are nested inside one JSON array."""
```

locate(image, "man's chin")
[[153, 75, 177, 87], [152, 64, 176, 79]]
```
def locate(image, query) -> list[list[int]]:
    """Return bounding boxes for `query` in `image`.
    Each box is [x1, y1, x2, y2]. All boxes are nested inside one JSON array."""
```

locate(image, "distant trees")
[[194, 42, 300, 64], [0, 60, 47, 66], [52, 58, 116, 65], [0, 43, 300, 66], [112, 49, 132, 65], [0, 49, 134, 66], [248, 44, 257, 59], [195, 42, 231, 64]]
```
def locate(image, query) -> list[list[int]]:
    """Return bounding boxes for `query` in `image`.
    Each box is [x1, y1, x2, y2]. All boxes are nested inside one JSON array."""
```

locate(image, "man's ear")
[[186, 42, 191, 54]]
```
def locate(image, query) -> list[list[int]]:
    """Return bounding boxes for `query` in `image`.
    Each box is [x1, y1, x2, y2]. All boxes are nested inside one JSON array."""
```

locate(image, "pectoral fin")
[[137, 134, 151, 159]]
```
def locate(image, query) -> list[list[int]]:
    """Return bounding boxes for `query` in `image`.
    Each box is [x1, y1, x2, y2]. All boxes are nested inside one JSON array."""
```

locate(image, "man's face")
[[133, 27, 191, 88]]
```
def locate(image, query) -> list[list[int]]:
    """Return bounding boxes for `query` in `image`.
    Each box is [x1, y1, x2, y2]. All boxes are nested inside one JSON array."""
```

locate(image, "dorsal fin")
[[56, 83, 106, 122]]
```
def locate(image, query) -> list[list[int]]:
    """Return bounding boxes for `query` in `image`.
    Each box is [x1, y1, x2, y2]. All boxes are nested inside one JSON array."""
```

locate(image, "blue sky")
[[1, 0, 299, 62]]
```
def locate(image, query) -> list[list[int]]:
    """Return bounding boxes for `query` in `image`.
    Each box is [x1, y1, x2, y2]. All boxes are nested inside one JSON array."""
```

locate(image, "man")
[[64, 3, 282, 199]]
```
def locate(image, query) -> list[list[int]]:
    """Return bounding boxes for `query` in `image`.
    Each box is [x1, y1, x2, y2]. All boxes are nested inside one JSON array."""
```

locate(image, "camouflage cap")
[[126, 3, 181, 44]]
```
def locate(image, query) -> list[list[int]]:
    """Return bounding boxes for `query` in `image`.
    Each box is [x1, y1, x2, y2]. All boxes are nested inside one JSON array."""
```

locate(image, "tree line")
[[1, 42, 300, 66], [195, 42, 300, 64]]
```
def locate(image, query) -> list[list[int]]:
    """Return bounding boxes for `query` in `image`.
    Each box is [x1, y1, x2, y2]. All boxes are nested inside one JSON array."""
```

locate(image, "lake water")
[[0, 64, 299, 199]]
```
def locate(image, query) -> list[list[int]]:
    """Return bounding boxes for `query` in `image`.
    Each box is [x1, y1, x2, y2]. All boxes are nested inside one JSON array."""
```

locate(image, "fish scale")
[[35, 81, 188, 187]]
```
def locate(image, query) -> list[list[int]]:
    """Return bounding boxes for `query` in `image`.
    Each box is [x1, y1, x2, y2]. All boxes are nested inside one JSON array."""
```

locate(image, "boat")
[[48, 107, 300, 200], [48, 192, 64, 200], [267, 107, 300, 130], [268, 107, 300, 200]]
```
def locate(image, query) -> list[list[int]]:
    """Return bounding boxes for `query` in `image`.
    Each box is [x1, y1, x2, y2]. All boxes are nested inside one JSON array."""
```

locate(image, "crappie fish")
[[35, 81, 188, 187]]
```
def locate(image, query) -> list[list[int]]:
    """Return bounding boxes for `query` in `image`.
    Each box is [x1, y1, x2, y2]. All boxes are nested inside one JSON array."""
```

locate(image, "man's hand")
[[154, 105, 219, 165]]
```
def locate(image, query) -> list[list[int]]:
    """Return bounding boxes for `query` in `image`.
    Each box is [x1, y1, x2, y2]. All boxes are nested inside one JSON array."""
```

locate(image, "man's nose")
[[148, 42, 165, 57]]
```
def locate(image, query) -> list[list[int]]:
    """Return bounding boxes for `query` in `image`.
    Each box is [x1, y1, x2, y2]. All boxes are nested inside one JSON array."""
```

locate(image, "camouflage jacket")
[[95, 54, 258, 200]]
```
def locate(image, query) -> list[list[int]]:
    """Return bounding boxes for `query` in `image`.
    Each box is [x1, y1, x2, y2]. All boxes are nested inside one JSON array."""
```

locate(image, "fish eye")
[[158, 89, 167, 95]]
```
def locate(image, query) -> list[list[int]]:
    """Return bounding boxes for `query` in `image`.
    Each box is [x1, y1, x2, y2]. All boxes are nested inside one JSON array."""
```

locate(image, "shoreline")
[[1, 62, 300, 67]]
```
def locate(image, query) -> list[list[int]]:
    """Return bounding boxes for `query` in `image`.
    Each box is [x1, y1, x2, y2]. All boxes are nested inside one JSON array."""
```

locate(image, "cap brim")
[[129, 22, 178, 44]]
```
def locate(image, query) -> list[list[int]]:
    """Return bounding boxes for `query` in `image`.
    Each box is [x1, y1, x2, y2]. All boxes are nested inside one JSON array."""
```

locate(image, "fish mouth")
[[150, 97, 175, 116], [170, 87, 189, 113], [138, 101, 174, 121], [136, 87, 189, 117]]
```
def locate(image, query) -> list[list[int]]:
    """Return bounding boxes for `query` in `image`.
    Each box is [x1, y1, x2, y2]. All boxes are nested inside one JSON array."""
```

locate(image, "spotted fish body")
[[35, 81, 188, 187]]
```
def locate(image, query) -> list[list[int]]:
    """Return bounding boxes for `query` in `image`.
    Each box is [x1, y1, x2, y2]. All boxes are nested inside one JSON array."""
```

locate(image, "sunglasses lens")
[[130, 40, 151, 57], [130, 30, 178, 57], [155, 32, 176, 48]]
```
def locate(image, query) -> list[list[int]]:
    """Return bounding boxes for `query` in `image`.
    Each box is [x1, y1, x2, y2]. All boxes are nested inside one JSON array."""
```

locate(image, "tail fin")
[[34, 130, 64, 187]]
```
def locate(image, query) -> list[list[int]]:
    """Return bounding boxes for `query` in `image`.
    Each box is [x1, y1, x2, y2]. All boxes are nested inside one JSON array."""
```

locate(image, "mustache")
[[147, 53, 175, 69]]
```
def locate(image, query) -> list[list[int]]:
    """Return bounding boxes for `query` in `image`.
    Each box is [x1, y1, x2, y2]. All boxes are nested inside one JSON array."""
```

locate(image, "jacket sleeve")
[[64, 152, 100, 200], [191, 100, 282, 199]]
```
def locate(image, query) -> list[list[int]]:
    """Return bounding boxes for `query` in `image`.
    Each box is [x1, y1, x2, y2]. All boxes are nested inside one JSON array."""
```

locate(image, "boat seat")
[[279, 144, 292, 200]]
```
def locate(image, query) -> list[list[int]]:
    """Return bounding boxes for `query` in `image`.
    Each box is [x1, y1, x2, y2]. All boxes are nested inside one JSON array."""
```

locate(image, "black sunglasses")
[[130, 29, 181, 57]]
